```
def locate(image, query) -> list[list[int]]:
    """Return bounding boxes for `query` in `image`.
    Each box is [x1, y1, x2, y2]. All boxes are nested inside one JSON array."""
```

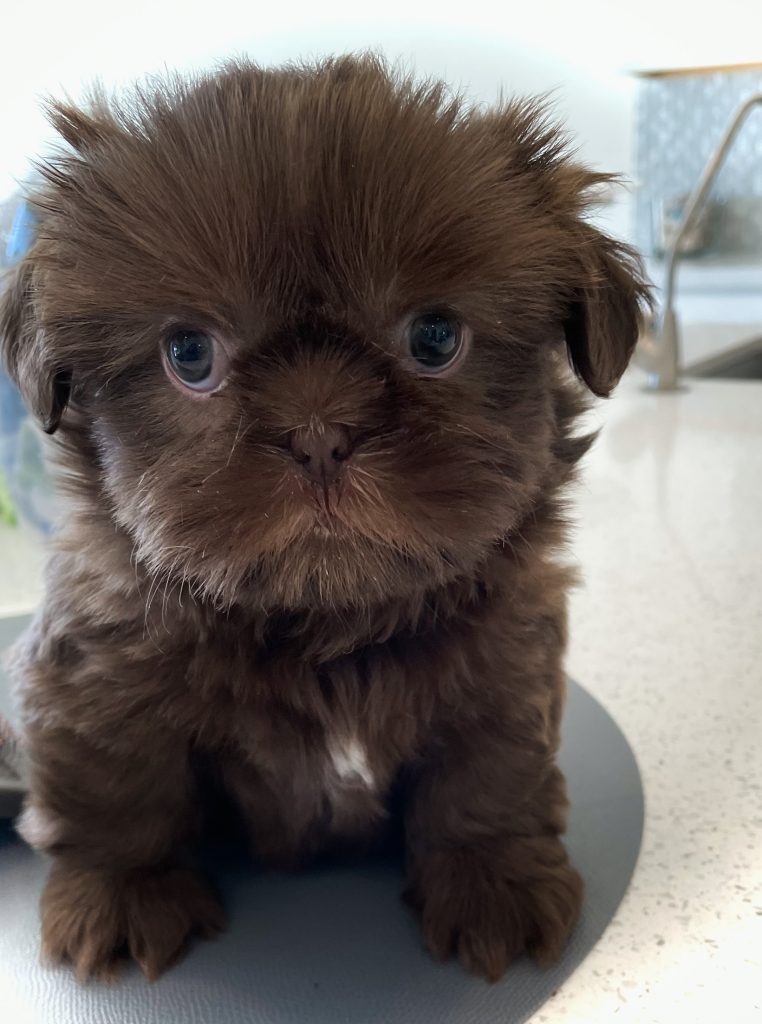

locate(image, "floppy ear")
[[0, 96, 120, 434], [480, 98, 651, 398], [564, 228, 650, 398], [0, 256, 71, 434]]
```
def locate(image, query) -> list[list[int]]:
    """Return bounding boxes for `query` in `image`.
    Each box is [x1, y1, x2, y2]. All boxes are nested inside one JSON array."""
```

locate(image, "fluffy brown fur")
[[0, 55, 649, 983]]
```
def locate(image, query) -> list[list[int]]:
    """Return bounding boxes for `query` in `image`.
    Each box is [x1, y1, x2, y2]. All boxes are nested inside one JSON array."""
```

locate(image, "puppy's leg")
[[404, 669, 582, 982], [19, 705, 223, 981]]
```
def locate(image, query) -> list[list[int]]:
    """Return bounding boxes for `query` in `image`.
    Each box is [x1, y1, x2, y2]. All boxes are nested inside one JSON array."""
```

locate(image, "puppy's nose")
[[289, 424, 352, 484]]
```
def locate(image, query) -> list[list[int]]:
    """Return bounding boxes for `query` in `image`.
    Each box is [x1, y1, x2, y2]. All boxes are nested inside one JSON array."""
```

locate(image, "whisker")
[[444, 421, 512, 453], [226, 414, 248, 468]]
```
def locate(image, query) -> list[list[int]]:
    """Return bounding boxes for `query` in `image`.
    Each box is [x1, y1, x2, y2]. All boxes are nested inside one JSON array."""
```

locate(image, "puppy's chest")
[[200, 648, 420, 831], [247, 692, 393, 803]]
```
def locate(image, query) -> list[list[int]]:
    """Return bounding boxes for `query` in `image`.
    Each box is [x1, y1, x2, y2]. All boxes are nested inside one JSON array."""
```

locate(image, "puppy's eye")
[[405, 314, 470, 375], [163, 330, 228, 394]]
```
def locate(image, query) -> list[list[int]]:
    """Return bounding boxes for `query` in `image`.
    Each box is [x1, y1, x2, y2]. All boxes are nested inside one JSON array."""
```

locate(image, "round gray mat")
[[0, 614, 644, 1024]]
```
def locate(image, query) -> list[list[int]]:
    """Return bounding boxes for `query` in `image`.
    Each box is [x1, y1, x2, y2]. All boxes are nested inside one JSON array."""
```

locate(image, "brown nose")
[[289, 424, 352, 484]]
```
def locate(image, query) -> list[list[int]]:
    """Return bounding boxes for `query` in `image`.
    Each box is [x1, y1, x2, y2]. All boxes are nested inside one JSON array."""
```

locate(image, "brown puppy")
[[0, 56, 648, 983]]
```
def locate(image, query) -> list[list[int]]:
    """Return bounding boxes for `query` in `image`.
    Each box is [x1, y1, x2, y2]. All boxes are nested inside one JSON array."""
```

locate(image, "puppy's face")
[[1, 58, 647, 611]]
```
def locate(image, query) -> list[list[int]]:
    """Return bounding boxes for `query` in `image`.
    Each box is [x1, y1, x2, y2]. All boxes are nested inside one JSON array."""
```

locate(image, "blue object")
[[1, 197, 55, 533], [6, 200, 38, 264]]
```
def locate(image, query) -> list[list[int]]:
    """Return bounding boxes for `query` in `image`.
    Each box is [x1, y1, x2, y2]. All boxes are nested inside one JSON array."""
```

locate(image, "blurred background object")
[[1, 190, 57, 536], [652, 193, 713, 257], [636, 65, 762, 259], [635, 88, 762, 389]]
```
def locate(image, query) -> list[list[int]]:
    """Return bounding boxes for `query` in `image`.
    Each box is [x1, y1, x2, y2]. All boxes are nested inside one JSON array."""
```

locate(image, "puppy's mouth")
[[299, 477, 354, 536], [286, 464, 400, 549]]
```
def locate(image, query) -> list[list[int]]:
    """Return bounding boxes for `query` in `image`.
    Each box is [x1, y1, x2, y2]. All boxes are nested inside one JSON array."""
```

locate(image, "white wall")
[[2, 1, 760, 238]]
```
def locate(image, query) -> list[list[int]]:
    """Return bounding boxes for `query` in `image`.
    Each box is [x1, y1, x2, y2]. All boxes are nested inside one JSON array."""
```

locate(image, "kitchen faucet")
[[635, 91, 762, 391]]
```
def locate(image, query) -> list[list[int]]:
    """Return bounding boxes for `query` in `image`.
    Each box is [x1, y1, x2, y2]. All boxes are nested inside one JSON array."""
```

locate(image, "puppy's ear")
[[0, 96, 117, 433], [0, 257, 71, 435], [564, 225, 650, 398], [483, 100, 651, 397]]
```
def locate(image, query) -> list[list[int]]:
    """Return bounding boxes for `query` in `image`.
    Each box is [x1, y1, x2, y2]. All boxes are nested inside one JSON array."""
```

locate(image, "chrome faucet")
[[635, 91, 762, 391]]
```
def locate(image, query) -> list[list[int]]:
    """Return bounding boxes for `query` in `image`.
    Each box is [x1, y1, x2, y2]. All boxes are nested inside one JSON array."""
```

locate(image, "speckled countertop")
[[556, 373, 762, 1024], [0, 375, 760, 1022]]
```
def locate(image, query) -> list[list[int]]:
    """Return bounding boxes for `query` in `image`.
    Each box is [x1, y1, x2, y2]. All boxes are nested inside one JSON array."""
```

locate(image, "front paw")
[[41, 862, 225, 982], [406, 837, 583, 982]]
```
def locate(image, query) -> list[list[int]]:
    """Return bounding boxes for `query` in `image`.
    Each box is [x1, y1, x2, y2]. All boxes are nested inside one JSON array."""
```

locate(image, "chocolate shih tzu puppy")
[[0, 55, 648, 983]]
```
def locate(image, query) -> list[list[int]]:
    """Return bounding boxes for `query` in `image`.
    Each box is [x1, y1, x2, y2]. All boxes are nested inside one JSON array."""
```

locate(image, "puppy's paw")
[[41, 862, 225, 982], [406, 837, 583, 982]]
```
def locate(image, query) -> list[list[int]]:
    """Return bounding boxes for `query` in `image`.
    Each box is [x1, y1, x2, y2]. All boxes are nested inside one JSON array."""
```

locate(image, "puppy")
[[0, 56, 648, 983]]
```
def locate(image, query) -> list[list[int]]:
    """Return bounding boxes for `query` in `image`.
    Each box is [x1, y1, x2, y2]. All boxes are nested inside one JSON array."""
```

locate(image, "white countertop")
[[1, 373, 761, 1022], [557, 372, 762, 1024]]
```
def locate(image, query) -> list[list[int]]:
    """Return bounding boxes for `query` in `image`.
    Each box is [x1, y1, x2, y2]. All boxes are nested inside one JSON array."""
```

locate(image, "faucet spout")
[[634, 306, 680, 390]]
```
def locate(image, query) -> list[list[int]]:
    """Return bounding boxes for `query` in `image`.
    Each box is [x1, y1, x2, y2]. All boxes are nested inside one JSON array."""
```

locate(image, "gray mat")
[[0, 613, 644, 1024]]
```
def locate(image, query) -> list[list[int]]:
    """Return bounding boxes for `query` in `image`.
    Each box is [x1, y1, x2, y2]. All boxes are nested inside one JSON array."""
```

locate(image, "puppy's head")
[[0, 57, 648, 611]]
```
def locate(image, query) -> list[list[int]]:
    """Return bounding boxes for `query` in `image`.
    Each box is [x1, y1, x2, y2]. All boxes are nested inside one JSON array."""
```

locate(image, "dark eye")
[[163, 330, 228, 393], [405, 313, 469, 374]]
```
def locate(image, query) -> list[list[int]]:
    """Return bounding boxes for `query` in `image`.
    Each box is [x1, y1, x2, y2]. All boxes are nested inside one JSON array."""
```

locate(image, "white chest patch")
[[17, 804, 62, 851], [329, 737, 374, 789]]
